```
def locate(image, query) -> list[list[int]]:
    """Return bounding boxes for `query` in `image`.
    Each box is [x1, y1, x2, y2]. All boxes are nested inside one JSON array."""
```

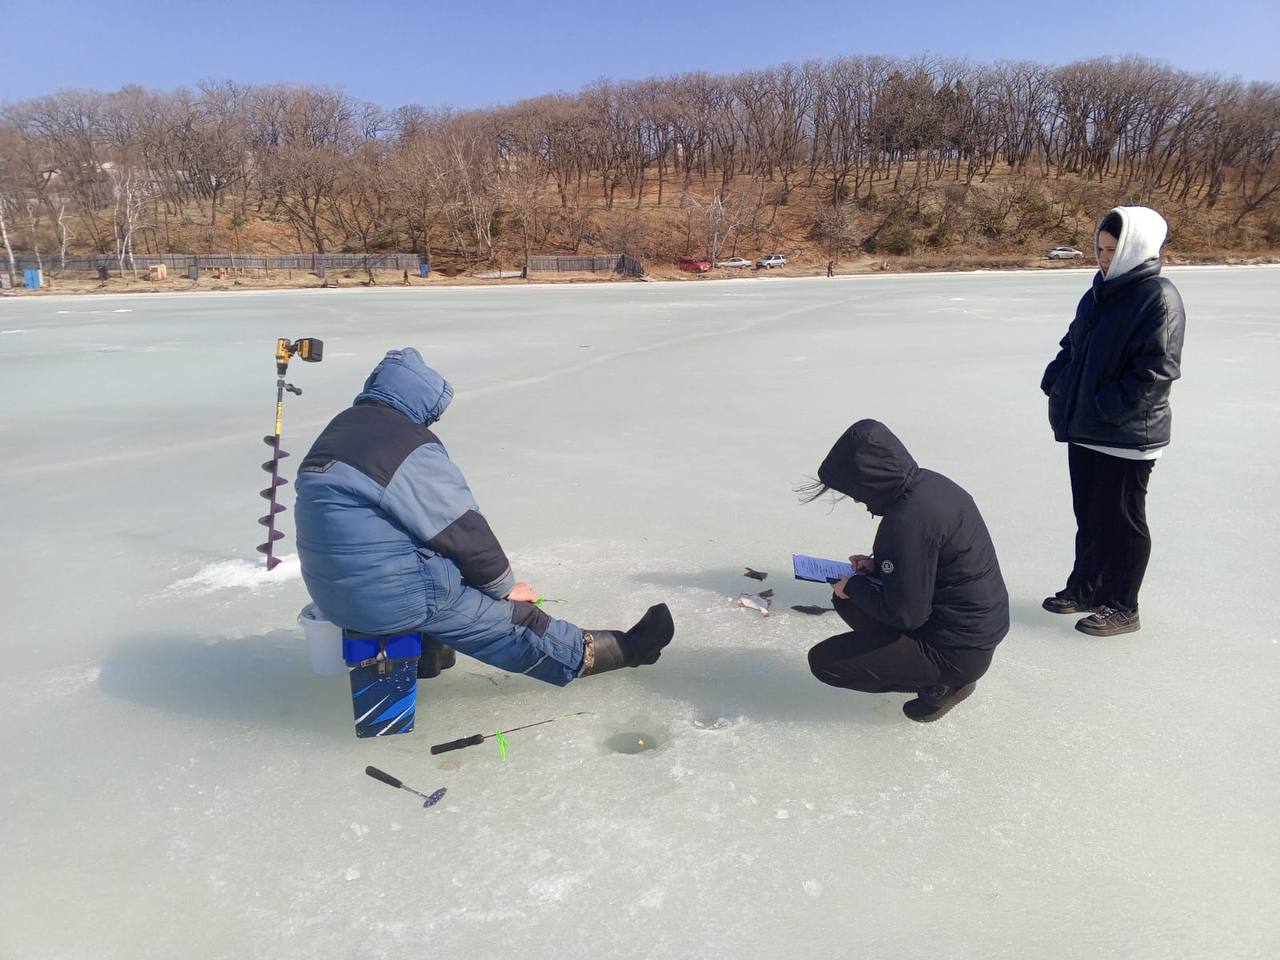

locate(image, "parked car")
[[714, 257, 753, 269], [1047, 246, 1084, 260], [677, 256, 711, 273], [756, 254, 787, 269]]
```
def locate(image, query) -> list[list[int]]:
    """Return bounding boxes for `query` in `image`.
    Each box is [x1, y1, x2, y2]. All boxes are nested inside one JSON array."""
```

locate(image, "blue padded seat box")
[[342, 629, 423, 738]]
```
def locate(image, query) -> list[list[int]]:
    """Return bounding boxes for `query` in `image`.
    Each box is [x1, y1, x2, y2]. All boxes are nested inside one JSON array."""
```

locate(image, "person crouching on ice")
[[800, 420, 1008, 721], [295, 347, 674, 683]]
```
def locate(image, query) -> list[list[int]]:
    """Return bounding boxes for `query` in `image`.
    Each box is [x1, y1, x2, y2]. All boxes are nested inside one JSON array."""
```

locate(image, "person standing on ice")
[[294, 347, 674, 683], [1040, 207, 1184, 637], [801, 420, 1009, 721]]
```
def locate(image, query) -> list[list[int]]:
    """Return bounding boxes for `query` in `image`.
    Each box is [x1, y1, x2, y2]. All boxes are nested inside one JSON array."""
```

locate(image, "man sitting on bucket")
[[294, 347, 674, 683]]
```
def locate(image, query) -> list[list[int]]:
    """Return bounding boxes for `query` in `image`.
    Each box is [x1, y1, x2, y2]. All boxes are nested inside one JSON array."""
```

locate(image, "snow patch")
[[528, 874, 583, 903], [163, 554, 301, 595]]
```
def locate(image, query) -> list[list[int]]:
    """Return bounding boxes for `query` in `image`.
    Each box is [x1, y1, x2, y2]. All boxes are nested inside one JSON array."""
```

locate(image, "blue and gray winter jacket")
[[294, 348, 516, 634]]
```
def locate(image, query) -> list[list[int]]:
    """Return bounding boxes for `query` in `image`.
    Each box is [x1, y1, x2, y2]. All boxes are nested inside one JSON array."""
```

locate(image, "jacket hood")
[[355, 347, 453, 425], [1099, 206, 1167, 280], [817, 419, 919, 515]]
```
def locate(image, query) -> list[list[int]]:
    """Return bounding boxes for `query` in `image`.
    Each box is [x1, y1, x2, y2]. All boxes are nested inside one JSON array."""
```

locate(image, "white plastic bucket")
[[298, 603, 347, 676]]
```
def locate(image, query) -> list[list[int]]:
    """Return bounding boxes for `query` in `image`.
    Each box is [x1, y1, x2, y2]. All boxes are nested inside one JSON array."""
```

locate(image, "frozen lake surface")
[[2, 268, 1277, 959]]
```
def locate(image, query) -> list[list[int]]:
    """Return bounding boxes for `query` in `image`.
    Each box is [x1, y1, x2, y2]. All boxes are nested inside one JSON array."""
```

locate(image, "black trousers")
[[808, 597, 994, 694], [1064, 444, 1154, 614]]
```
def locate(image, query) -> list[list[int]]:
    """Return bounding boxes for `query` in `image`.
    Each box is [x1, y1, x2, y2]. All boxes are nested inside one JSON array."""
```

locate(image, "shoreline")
[[3, 258, 1278, 303]]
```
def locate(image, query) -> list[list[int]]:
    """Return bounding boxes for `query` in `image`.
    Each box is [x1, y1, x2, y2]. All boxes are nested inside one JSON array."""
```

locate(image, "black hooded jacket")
[[817, 420, 1009, 650], [1041, 260, 1184, 451]]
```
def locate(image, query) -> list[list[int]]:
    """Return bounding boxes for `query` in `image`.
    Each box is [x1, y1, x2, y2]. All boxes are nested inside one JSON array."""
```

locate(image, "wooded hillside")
[[1, 55, 1277, 276]]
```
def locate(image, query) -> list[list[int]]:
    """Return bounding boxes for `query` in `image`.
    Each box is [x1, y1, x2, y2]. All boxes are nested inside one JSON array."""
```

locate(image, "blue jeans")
[[416, 556, 584, 686]]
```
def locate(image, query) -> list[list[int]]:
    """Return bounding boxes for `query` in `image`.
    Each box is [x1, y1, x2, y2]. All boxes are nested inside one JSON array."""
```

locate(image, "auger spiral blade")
[[256, 530, 285, 552], [259, 484, 288, 501], [258, 505, 286, 524], [259, 449, 289, 566], [258, 337, 323, 570]]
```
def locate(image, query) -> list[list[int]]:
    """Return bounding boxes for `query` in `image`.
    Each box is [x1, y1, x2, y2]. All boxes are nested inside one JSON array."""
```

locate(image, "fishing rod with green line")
[[430, 711, 592, 758]]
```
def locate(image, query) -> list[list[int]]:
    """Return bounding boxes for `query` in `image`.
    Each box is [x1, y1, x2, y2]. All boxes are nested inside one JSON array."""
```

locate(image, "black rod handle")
[[429, 734, 486, 755], [365, 766, 403, 789]]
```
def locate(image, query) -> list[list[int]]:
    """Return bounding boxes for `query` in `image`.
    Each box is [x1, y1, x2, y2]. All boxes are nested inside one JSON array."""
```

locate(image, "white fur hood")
[[1099, 206, 1168, 279]]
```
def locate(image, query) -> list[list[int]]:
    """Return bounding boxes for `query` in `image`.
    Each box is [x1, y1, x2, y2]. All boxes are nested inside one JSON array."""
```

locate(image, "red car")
[[677, 256, 711, 273]]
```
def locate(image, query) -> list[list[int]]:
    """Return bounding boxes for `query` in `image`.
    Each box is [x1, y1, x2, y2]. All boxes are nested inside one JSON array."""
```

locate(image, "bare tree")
[[24, 198, 43, 272], [107, 163, 155, 276], [496, 141, 549, 267], [0, 194, 16, 285], [330, 141, 392, 256], [54, 196, 72, 269], [681, 188, 761, 263]]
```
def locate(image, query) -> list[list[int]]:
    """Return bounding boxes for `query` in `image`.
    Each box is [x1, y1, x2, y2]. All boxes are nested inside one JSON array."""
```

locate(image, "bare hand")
[[830, 577, 850, 600], [849, 554, 875, 576], [506, 582, 540, 603]]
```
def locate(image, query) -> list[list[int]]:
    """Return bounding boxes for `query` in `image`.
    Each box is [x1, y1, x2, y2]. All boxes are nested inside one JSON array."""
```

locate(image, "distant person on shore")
[[294, 347, 674, 684], [826, 260, 835, 277], [800, 420, 1009, 721], [1040, 207, 1185, 637]]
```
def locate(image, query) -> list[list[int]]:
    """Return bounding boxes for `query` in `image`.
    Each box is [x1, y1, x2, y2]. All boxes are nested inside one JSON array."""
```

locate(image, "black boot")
[[902, 682, 977, 722], [579, 604, 674, 676], [417, 638, 456, 679]]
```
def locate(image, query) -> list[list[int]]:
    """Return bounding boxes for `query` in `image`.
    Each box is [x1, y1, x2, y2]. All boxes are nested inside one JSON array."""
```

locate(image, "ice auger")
[[258, 337, 323, 569]]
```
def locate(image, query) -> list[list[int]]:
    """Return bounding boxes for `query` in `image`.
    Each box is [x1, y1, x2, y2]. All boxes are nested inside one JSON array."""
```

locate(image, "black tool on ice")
[[258, 337, 323, 570], [430, 711, 592, 755], [364, 766, 446, 808], [744, 567, 768, 581]]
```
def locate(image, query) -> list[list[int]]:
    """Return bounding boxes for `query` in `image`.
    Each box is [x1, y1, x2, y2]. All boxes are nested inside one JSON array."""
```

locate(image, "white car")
[[714, 257, 753, 269], [756, 254, 787, 269], [1047, 246, 1084, 260]]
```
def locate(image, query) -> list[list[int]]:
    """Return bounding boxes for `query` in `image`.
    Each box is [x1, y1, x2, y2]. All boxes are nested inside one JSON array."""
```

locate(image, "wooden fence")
[[12, 253, 422, 274], [526, 254, 645, 277]]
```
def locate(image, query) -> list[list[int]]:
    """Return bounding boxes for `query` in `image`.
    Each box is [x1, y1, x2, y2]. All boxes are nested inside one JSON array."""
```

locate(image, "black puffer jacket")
[[817, 420, 1009, 650], [1041, 262, 1184, 451]]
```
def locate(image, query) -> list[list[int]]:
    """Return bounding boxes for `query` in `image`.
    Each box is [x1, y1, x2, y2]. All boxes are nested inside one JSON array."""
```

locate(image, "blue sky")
[[7, 0, 1277, 108]]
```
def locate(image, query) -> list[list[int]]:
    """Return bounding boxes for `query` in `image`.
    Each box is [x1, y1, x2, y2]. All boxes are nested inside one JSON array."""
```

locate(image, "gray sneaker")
[[1042, 592, 1097, 615], [1075, 605, 1141, 637]]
